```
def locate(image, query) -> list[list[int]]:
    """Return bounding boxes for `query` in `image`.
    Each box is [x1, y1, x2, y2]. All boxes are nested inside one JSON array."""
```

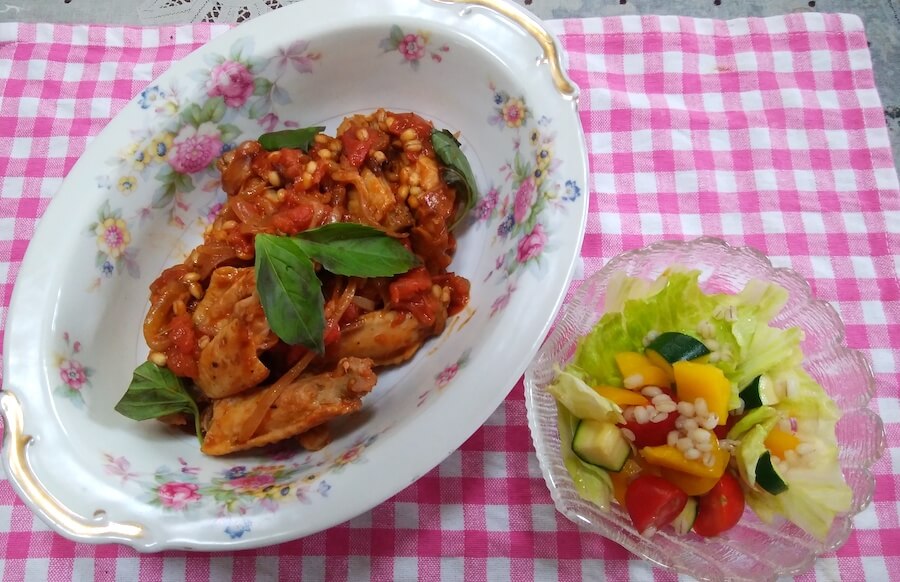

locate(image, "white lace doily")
[[138, 0, 302, 24]]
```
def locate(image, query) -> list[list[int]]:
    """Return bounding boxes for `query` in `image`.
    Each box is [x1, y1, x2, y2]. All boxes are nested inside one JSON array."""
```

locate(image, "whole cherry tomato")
[[621, 409, 679, 448], [693, 471, 746, 537], [624, 474, 688, 536]]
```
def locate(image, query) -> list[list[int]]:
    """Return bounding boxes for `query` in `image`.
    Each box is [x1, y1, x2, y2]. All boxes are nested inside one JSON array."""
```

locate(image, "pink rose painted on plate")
[[517, 223, 547, 263], [169, 123, 223, 175], [207, 60, 254, 108], [513, 177, 536, 224], [399, 34, 427, 61], [59, 360, 88, 391], [157, 482, 202, 510], [227, 474, 276, 492]]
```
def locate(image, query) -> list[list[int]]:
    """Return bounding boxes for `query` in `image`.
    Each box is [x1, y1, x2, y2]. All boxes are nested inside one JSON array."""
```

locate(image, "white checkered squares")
[[861, 556, 889, 581], [707, 129, 731, 151], [848, 48, 873, 71], [860, 300, 888, 325], [531, 503, 559, 532], [91, 97, 113, 117], [662, 51, 684, 73], [760, 211, 787, 233], [753, 169, 778, 190], [702, 93, 725, 113], [748, 127, 773, 150], [590, 132, 612, 155], [439, 450, 462, 477], [810, 50, 834, 72], [785, 127, 810, 150], [584, 52, 606, 73], [714, 171, 738, 193], [734, 50, 759, 72], [484, 504, 510, 531], [598, 210, 623, 235], [395, 502, 419, 530], [639, 213, 663, 235], [483, 452, 507, 478], [622, 53, 644, 75], [440, 504, 464, 530], [71, 559, 96, 581], [869, 349, 897, 374], [301, 556, 326, 580], [633, 172, 658, 195], [17, 97, 39, 117], [621, 17, 643, 33], [630, 129, 654, 152], [678, 213, 703, 235], [486, 558, 511, 582], [114, 558, 140, 581], [874, 169, 900, 191], [740, 90, 765, 111], [800, 211, 826, 234], [674, 171, 699, 193], [440, 557, 464, 578], [810, 255, 836, 279], [98, 61, 119, 82], [850, 255, 877, 278], [26, 59, 47, 80], [62, 62, 85, 82], [841, 212, 868, 234], [10, 139, 32, 159], [348, 556, 371, 580], [832, 169, 858, 192], [884, 211, 900, 232], [772, 51, 795, 73]]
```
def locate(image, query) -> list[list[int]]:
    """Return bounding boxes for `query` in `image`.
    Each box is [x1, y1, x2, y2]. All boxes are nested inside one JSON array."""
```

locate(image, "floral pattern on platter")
[[101, 429, 381, 538], [416, 350, 471, 408], [379, 25, 450, 70], [54, 333, 94, 406], [87, 200, 140, 284], [94, 36, 321, 251], [478, 84, 583, 317]]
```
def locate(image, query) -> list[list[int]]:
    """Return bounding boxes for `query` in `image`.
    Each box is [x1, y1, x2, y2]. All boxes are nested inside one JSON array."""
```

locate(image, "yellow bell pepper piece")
[[639, 442, 730, 479], [614, 352, 672, 388], [593, 385, 650, 407], [673, 361, 730, 425], [764, 427, 800, 459], [609, 458, 644, 506], [659, 468, 719, 496], [644, 350, 676, 384]]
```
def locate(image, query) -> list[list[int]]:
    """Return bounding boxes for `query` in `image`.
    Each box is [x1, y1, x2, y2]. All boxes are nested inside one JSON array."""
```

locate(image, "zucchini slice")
[[739, 374, 780, 410], [645, 332, 711, 379], [672, 497, 699, 535], [572, 419, 631, 472], [756, 451, 788, 495]]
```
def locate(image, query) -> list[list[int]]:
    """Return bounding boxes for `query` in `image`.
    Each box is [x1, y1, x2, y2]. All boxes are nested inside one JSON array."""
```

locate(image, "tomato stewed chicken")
[[141, 110, 470, 455]]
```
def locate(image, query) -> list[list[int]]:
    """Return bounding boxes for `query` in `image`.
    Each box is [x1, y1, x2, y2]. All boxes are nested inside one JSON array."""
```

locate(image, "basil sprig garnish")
[[258, 126, 326, 151], [256, 223, 420, 352], [431, 128, 479, 230], [255, 234, 326, 352], [115, 361, 203, 443]]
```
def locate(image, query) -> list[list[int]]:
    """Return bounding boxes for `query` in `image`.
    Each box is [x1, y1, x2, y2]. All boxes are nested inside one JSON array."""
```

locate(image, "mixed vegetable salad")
[[549, 267, 851, 539]]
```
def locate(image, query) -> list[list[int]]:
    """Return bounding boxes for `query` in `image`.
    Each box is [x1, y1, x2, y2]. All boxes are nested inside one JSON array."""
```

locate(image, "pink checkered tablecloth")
[[0, 12, 898, 581]]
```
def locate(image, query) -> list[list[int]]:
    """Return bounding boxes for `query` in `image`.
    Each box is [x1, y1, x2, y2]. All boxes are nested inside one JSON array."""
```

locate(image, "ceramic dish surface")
[[1, 0, 588, 551], [524, 237, 884, 581]]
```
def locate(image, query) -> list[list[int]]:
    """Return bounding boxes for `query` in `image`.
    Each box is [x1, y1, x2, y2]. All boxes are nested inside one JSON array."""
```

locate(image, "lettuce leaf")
[[547, 369, 622, 423]]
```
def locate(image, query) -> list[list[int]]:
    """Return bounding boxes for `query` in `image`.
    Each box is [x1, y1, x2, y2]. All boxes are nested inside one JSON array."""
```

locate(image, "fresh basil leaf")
[[292, 236, 419, 278], [295, 222, 388, 244], [258, 125, 326, 151], [255, 233, 325, 352], [115, 361, 202, 443], [431, 128, 478, 230]]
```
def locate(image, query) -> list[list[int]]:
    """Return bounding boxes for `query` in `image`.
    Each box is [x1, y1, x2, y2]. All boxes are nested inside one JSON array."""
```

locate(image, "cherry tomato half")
[[693, 471, 746, 537], [713, 413, 740, 440], [624, 474, 688, 536], [621, 410, 679, 448]]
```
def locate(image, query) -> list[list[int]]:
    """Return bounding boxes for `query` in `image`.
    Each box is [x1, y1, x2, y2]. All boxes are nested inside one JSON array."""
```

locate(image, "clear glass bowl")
[[524, 237, 885, 581]]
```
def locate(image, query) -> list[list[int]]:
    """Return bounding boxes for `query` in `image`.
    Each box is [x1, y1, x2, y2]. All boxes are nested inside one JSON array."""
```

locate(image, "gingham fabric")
[[0, 13, 898, 581]]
